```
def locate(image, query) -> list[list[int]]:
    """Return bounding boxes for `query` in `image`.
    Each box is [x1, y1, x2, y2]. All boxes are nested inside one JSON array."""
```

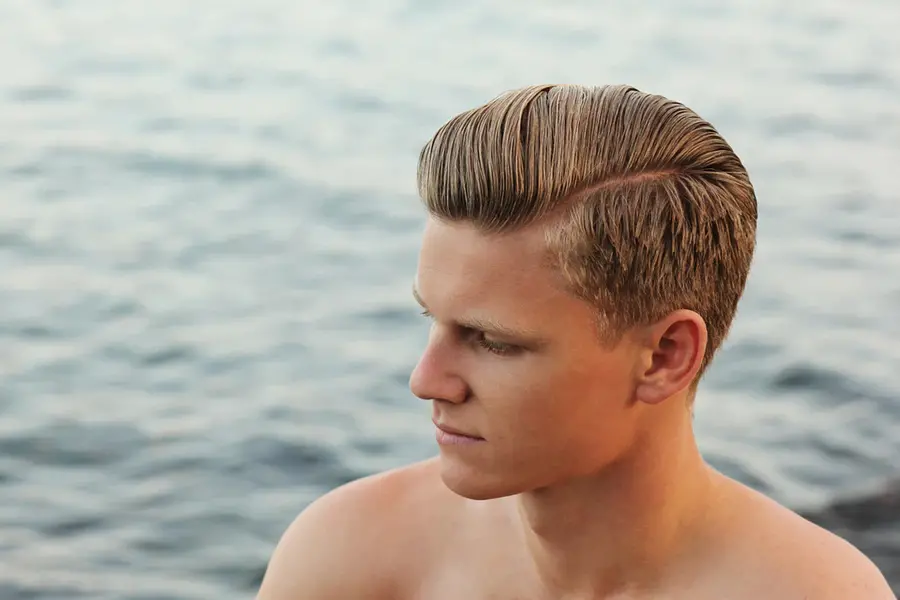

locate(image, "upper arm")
[[255, 476, 400, 600]]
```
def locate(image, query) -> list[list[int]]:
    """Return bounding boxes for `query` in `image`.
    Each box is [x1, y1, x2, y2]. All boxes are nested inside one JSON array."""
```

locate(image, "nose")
[[409, 334, 468, 404]]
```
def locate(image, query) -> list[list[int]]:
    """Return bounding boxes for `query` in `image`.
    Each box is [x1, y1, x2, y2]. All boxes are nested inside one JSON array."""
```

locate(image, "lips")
[[432, 420, 484, 440]]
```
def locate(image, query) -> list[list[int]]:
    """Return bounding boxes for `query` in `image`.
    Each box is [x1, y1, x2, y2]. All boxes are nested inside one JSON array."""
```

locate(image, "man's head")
[[409, 84, 757, 500]]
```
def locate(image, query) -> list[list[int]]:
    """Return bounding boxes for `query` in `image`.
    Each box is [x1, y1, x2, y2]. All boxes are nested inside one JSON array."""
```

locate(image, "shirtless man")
[[257, 84, 895, 599]]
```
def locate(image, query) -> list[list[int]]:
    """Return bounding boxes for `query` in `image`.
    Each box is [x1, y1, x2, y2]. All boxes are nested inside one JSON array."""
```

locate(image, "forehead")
[[415, 218, 562, 307]]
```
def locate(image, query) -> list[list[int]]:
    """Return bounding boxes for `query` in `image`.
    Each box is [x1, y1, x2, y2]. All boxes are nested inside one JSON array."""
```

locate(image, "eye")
[[474, 333, 519, 356], [420, 311, 518, 356]]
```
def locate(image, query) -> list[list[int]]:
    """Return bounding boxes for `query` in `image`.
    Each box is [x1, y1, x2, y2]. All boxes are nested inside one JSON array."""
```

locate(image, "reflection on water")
[[0, 1, 898, 597]]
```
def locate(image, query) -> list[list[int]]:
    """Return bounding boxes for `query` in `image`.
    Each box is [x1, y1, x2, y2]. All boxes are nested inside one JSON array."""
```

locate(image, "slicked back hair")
[[417, 84, 757, 377]]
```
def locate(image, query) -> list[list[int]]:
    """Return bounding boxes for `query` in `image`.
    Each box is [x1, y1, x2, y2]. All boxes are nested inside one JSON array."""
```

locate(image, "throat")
[[511, 429, 718, 597]]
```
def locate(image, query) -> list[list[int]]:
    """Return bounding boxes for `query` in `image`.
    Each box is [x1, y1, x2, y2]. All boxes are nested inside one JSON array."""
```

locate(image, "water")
[[0, 1, 898, 597]]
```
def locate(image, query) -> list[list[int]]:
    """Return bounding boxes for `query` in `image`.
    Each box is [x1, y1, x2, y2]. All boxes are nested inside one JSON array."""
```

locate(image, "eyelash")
[[476, 337, 517, 356], [419, 310, 517, 356]]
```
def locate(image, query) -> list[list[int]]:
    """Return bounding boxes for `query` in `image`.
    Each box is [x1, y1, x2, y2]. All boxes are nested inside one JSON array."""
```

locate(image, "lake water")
[[0, 1, 898, 597]]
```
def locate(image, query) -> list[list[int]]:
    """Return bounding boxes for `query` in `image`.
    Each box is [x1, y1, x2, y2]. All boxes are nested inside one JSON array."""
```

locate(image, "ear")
[[634, 310, 707, 405]]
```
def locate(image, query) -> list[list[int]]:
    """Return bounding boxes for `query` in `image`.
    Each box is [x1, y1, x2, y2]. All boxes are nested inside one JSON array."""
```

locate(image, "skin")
[[257, 217, 895, 600]]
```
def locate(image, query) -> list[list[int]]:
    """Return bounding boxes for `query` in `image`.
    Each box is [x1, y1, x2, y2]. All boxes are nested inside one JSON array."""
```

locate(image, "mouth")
[[433, 420, 485, 446]]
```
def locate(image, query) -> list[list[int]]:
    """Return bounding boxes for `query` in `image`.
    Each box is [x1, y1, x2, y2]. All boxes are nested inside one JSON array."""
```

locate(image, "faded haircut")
[[416, 84, 757, 377]]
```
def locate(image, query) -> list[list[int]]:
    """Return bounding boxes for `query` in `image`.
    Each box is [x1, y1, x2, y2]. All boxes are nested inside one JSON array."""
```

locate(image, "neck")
[[512, 404, 717, 598]]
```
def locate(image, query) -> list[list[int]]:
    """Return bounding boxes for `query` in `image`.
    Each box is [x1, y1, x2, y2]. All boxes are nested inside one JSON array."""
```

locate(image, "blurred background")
[[0, 1, 898, 598]]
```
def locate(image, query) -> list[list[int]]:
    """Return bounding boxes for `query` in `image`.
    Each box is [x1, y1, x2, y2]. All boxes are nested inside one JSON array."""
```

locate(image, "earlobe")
[[634, 311, 707, 405], [635, 377, 668, 405]]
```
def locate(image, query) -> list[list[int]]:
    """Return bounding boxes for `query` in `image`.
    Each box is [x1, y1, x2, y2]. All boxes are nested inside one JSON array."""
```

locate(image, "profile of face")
[[409, 217, 697, 500]]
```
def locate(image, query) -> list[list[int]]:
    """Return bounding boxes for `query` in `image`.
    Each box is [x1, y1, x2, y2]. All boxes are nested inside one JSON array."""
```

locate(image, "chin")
[[437, 453, 535, 501]]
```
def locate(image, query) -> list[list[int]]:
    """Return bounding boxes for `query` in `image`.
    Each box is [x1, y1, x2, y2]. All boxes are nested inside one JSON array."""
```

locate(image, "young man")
[[257, 85, 894, 599]]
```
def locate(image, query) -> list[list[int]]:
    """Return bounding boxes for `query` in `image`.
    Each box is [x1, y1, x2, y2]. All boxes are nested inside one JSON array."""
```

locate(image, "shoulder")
[[721, 481, 894, 599], [256, 458, 448, 600], [781, 516, 894, 599]]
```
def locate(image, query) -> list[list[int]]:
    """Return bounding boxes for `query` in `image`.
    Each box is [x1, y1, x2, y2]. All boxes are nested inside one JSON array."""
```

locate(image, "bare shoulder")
[[716, 479, 895, 599], [256, 457, 449, 600], [777, 513, 895, 599], [782, 514, 894, 599]]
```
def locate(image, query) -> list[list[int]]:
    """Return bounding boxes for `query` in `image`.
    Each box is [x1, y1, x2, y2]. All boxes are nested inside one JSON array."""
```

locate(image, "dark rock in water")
[[800, 480, 900, 595], [825, 481, 900, 528]]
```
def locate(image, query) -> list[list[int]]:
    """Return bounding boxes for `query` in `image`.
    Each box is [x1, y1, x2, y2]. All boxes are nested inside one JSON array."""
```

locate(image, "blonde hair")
[[416, 84, 757, 375]]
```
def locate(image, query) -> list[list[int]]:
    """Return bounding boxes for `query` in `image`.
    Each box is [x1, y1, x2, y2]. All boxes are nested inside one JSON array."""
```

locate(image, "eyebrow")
[[412, 284, 547, 344]]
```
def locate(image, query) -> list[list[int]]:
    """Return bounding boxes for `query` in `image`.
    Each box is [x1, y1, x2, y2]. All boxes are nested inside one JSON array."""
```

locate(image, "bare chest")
[[405, 561, 789, 600]]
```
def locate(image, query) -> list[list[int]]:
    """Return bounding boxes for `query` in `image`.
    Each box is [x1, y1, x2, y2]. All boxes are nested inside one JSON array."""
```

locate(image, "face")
[[409, 217, 648, 500]]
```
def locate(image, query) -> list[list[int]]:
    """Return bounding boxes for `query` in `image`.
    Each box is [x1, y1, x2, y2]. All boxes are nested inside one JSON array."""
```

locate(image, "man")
[[257, 84, 894, 599]]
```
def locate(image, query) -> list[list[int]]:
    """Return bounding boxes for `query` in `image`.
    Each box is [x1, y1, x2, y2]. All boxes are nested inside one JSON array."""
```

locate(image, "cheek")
[[469, 359, 546, 400], [467, 351, 631, 432], [518, 354, 632, 431], [470, 357, 583, 429], [468, 358, 555, 412]]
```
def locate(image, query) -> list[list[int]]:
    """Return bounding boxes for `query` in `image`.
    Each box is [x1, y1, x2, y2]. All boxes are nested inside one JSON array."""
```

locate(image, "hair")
[[416, 84, 757, 377]]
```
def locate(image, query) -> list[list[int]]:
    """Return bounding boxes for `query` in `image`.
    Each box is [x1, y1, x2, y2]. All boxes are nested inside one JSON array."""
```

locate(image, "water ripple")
[[1, 0, 898, 597]]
